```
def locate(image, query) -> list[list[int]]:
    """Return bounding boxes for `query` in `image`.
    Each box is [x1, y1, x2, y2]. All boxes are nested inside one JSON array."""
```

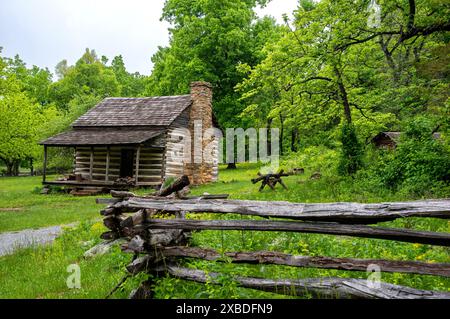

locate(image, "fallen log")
[[138, 219, 450, 246], [160, 246, 450, 277], [115, 198, 450, 224], [165, 266, 450, 299], [84, 239, 125, 259], [158, 175, 190, 197]]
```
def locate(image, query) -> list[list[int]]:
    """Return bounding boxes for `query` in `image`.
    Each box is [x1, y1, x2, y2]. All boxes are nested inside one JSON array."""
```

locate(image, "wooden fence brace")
[[251, 170, 290, 191]]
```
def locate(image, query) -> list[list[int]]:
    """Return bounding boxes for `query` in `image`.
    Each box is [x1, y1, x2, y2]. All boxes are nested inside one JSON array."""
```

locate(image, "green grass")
[[189, 163, 440, 202], [0, 175, 155, 232], [0, 175, 105, 232], [0, 221, 145, 298], [0, 164, 449, 298]]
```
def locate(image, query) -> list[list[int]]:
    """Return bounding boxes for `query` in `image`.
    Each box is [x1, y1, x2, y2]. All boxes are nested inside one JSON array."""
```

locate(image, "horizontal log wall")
[[137, 147, 164, 185], [75, 147, 119, 181], [75, 146, 163, 185]]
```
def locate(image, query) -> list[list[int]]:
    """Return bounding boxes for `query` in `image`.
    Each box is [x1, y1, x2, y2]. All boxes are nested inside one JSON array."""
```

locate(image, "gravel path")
[[0, 225, 66, 256]]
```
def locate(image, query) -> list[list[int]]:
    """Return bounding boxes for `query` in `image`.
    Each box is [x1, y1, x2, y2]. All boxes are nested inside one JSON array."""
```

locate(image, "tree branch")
[[299, 76, 333, 84], [350, 103, 376, 122]]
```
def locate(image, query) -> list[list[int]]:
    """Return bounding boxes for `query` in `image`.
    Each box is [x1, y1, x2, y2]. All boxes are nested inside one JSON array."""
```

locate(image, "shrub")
[[374, 118, 450, 195], [338, 123, 363, 176], [280, 146, 339, 175]]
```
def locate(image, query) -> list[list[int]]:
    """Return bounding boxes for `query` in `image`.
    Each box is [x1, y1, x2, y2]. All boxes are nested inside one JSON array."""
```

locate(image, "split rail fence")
[[97, 187, 450, 299]]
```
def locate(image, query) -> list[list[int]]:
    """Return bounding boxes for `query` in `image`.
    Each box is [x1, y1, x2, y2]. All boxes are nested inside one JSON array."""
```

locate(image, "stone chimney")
[[185, 81, 214, 185]]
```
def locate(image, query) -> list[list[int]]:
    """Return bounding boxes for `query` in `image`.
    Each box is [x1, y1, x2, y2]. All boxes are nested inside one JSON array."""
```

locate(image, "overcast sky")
[[0, 0, 298, 76]]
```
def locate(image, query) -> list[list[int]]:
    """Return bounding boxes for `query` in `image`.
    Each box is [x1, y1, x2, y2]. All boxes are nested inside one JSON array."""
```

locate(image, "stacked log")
[[100, 175, 194, 298], [100, 176, 191, 241]]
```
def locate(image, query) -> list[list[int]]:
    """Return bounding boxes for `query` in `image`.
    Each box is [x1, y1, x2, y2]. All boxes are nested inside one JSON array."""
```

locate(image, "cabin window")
[[120, 149, 134, 178]]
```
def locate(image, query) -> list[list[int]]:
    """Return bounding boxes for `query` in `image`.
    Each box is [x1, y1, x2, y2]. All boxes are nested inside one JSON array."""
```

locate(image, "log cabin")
[[39, 81, 220, 191]]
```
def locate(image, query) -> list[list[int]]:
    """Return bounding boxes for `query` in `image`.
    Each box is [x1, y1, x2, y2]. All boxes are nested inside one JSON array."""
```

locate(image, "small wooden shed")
[[371, 132, 401, 149], [371, 131, 441, 149], [40, 82, 220, 189]]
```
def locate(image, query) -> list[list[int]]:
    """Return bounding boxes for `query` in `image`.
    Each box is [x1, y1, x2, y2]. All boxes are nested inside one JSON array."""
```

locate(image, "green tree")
[[146, 0, 278, 129], [238, 0, 449, 174], [3, 54, 53, 106], [111, 55, 146, 97], [49, 48, 120, 110], [0, 52, 57, 175]]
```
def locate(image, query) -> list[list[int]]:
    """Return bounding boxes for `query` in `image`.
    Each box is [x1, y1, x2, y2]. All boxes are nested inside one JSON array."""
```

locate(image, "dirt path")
[[0, 225, 68, 256]]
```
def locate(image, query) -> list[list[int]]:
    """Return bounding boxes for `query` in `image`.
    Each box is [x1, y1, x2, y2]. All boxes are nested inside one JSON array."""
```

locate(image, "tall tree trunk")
[[226, 163, 237, 169], [30, 158, 34, 176], [13, 160, 20, 176], [5, 161, 14, 176], [334, 66, 352, 124]]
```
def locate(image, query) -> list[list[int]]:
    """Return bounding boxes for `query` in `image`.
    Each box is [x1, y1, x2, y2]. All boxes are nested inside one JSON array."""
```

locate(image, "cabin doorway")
[[120, 149, 134, 178]]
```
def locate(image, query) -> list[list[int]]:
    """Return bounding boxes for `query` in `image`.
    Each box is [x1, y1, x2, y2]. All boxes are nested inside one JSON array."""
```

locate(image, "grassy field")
[[0, 164, 449, 298], [0, 176, 104, 232]]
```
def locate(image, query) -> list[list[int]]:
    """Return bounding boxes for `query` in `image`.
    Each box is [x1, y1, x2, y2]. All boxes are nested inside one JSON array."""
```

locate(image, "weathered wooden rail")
[[97, 182, 450, 299], [113, 198, 450, 224]]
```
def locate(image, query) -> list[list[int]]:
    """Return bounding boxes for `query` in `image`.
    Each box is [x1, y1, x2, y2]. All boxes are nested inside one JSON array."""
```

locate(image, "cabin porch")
[[42, 144, 165, 189]]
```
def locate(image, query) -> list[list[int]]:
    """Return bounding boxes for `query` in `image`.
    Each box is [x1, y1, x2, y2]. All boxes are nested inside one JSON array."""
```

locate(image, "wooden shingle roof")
[[40, 128, 165, 146], [72, 95, 192, 127]]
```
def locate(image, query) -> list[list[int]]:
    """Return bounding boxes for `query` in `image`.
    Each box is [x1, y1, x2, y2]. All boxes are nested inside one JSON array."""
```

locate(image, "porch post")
[[89, 147, 94, 181], [135, 145, 141, 185], [43, 145, 47, 183], [105, 146, 110, 182]]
